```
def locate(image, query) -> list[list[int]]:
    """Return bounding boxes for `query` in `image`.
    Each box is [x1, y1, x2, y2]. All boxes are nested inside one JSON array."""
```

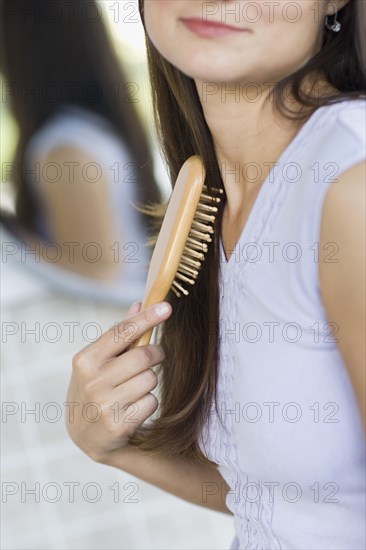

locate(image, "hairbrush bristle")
[[172, 185, 224, 297]]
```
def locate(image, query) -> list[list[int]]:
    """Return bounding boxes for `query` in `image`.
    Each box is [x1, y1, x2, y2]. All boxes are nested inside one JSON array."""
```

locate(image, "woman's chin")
[[174, 61, 254, 86]]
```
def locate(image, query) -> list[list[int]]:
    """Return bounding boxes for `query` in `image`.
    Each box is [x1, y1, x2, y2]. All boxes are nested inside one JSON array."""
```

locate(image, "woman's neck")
[[195, 77, 337, 216]]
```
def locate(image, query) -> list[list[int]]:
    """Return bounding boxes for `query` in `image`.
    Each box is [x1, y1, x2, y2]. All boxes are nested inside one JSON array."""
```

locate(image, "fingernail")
[[154, 302, 170, 317]]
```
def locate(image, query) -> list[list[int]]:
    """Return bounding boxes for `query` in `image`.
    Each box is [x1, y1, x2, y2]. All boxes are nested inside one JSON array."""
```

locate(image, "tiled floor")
[[1, 229, 234, 549]]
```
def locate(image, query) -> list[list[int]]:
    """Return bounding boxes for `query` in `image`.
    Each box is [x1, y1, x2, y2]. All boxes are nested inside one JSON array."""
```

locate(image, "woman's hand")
[[65, 300, 232, 515], [65, 301, 172, 463]]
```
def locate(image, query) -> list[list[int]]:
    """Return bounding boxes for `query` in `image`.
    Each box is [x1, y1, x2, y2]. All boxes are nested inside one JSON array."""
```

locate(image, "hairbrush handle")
[[131, 156, 207, 348], [133, 294, 163, 348], [133, 327, 154, 348]]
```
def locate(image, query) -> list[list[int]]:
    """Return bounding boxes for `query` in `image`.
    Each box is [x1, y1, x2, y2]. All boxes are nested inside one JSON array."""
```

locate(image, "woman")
[[67, 1, 365, 548], [1, 0, 161, 303]]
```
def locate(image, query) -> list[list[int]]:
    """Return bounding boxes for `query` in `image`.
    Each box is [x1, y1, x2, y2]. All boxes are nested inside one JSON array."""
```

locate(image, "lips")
[[181, 17, 251, 37]]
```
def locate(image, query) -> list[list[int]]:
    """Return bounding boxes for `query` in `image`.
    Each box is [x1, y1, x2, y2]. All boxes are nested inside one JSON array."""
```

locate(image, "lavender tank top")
[[198, 99, 366, 549]]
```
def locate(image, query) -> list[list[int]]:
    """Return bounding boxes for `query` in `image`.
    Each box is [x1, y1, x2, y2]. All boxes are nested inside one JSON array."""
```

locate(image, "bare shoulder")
[[37, 145, 112, 207], [319, 159, 365, 429], [41, 144, 96, 170], [319, 160, 365, 276], [36, 145, 120, 277]]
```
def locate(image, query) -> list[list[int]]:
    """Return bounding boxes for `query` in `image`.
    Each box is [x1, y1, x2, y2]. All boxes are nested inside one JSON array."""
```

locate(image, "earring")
[[325, 11, 341, 32]]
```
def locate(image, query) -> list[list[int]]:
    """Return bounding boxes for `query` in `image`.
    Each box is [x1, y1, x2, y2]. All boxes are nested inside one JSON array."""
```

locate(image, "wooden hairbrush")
[[132, 155, 223, 347]]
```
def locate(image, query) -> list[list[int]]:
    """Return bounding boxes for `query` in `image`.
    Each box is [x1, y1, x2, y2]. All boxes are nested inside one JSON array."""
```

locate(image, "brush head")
[[171, 183, 224, 297]]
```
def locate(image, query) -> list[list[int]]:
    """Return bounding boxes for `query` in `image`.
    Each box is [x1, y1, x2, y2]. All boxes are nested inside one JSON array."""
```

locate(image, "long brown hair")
[[131, 0, 366, 462], [0, 0, 161, 231]]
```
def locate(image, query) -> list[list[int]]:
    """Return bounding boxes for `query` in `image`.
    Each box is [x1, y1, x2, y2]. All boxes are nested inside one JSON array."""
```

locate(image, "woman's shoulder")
[[334, 97, 365, 139], [322, 98, 366, 145], [26, 104, 128, 163], [299, 98, 366, 175]]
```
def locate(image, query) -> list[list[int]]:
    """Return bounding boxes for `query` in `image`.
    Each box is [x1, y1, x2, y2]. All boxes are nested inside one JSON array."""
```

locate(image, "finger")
[[119, 393, 159, 433], [73, 302, 142, 372], [102, 344, 165, 386], [88, 302, 172, 364], [126, 301, 142, 317], [110, 368, 158, 407]]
